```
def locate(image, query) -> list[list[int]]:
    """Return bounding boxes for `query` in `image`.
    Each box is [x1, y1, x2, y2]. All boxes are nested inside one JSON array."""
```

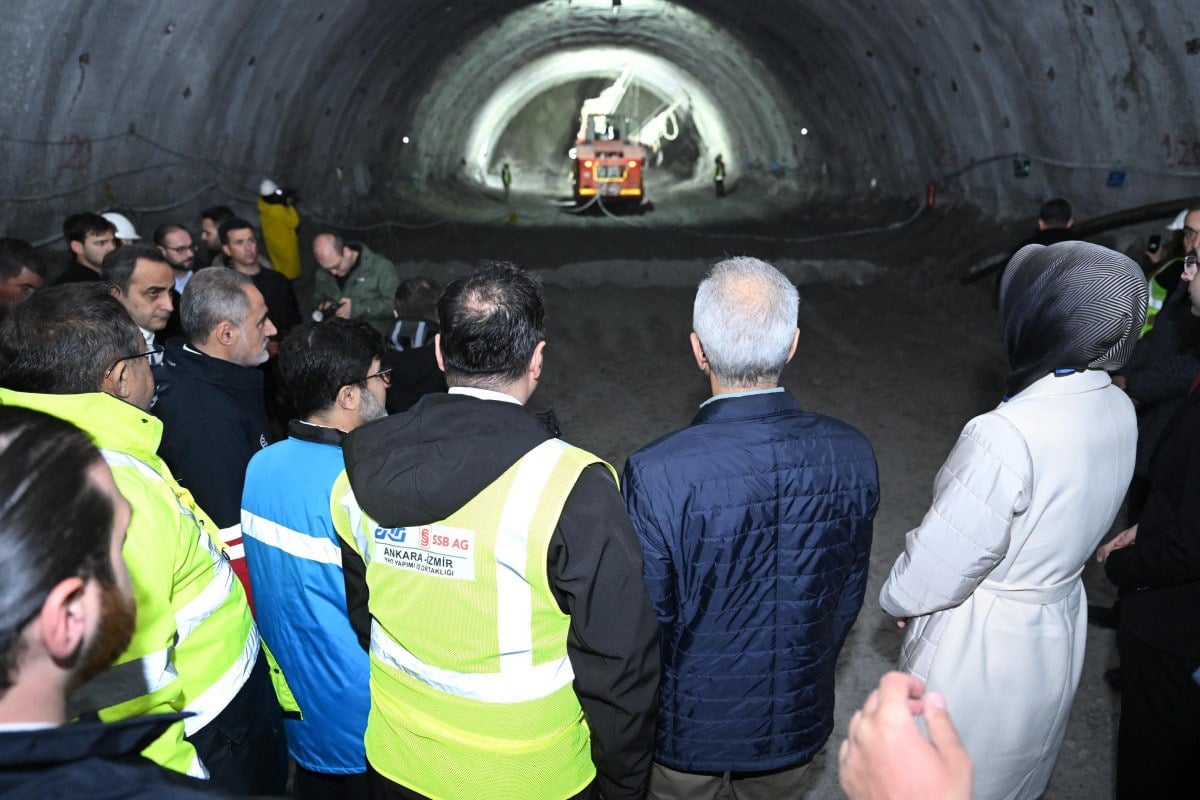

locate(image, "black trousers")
[[295, 765, 369, 800], [186, 649, 289, 796], [367, 763, 597, 800], [1116, 632, 1200, 799]]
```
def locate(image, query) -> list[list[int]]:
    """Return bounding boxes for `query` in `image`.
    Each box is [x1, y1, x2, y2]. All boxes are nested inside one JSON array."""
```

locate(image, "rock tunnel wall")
[[1, 1, 1197, 242]]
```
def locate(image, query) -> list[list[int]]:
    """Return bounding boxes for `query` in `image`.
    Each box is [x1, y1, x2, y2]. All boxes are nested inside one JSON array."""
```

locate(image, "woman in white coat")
[[880, 241, 1147, 800]]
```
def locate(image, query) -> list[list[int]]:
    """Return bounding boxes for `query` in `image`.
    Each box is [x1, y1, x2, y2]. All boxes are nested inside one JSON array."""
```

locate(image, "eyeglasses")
[[360, 367, 393, 387], [104, 347, 164, 376], [163, 243, 198, 254]]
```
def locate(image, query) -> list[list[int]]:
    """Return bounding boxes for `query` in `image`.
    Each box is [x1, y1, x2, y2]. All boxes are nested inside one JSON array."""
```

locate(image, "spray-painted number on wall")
[[1162, 134, 1200, 167]]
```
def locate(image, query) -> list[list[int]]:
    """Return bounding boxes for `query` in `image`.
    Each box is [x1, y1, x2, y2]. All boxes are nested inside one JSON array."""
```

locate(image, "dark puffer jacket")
[[623, 390, 879, 772]]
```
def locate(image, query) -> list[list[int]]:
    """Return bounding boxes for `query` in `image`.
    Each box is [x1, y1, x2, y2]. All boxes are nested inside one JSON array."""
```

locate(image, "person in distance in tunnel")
[[623, 256, 879, 800]]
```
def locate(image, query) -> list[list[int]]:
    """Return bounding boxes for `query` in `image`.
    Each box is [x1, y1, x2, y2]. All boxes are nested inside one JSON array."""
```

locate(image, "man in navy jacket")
[[623, 256, 879, 799]]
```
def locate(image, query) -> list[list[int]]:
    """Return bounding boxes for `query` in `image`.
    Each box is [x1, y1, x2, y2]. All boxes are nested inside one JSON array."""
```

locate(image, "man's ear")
[[690, 332, 709, 373], [215, 320, 237, 347], [100, 360, 132, 400], [434, 333, 446, 373], [108, 285, 123, 301], [221, 244, 232, 258], [69, 241, 84, 258], [785, 327, 800, 364], [529, 340, 546, 381], [38, 576, 88, 664], [336, 382, 359, 411]]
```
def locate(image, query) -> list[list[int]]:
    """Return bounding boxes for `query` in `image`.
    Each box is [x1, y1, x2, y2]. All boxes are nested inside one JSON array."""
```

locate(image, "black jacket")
[[341, 391, 659, 800], [0, 714, 224, 798], [152, 338, 271, 529], [249, 266, 302, 337], [1107, 385, 1200, 658]]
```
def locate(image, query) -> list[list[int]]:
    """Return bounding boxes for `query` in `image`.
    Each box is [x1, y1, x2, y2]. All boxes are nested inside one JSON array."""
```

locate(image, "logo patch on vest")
[[373, 524, 476, 580]]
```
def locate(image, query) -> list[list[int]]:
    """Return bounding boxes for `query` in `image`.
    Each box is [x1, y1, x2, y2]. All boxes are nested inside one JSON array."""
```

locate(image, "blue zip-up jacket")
[[623, 390, 879, 772], [241, 421, 370, 774]]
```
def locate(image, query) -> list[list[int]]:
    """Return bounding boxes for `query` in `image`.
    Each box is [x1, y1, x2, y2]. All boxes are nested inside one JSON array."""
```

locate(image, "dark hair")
[[151, 223, 188, 248], [200, 205, 235, 226], [279, 320, 384, 418], [62, 212, 116, 244], [0, 408, 116, 691], [1038, 198, 1073, 227], [0, 239, 46, 280], [0, 283, 141, 394], [181, 268, 252, 344], [436, 262, 545, 386], [218, 217, 255, 247], [100, 244, 170, 293], [394, 276, 442, 319]]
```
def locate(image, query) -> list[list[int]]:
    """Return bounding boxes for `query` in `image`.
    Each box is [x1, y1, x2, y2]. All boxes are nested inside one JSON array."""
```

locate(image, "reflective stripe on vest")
[[367, 439, 576, 702], [68, 646, 178, 716], [99, 448, 256, 735], [242, 509, 343, 565], [182, 625, 260, 735]]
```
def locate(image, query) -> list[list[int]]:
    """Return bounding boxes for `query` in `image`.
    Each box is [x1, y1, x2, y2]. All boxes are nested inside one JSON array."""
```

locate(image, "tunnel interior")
[[1, 0, 1198, 242]]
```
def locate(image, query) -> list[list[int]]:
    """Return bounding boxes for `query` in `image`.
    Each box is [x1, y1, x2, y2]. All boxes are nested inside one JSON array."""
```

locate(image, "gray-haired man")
[[623, 256, 880, 799]]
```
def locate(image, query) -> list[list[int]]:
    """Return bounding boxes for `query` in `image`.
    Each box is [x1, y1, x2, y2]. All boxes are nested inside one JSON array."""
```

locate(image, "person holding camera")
[[311, 232, 401, 334]]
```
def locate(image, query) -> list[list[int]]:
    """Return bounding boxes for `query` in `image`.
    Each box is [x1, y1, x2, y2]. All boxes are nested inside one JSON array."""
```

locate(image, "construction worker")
[[713, 154, 726, 198], [501, 162, 513, 202]]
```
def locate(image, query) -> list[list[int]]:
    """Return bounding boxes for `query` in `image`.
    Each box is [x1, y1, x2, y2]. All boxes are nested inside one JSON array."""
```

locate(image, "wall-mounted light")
[[800, 127, 809, 136], [402, 136, 411, 144]]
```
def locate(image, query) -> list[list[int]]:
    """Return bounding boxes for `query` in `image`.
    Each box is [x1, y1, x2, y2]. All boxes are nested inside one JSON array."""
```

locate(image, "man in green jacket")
[[0, 283, 286, 795], [312, 232, 401, 334]]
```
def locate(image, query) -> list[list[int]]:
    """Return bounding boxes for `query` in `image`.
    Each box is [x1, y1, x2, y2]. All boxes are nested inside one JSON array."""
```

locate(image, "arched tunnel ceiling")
[[1, 0, 1198, 237]]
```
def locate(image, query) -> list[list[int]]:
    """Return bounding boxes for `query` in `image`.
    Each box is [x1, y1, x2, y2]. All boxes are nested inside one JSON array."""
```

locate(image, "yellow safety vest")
[[333, 439, 610, 800]]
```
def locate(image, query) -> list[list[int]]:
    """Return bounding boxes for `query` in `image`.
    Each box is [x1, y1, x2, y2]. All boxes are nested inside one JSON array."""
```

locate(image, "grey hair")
[[182, 268, 252, 345], [693, 257, 799, 387]]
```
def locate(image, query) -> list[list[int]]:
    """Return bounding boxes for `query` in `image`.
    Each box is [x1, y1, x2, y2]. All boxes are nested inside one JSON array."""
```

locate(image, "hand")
[[1096, 524, 1137, 563], [839, 672, 972, 800], [334, 298, 352, 319]]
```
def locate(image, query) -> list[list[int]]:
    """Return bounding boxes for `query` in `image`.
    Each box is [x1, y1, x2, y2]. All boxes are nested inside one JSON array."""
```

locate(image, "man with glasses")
[[1113, 205, 1200, 528], [101, 244, 177, 365], [241, 319, 388, 799], [153, 268, 278, 604], [0, 283, 283, 793], [154, 223, 199, 294]]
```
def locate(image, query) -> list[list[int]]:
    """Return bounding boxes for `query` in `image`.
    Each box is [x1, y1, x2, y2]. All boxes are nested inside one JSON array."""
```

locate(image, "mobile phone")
[[1148, 234, 1162, 254]]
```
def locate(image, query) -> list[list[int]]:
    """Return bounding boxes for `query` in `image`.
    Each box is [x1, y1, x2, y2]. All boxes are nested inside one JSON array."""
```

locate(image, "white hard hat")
[[260, 178, 280, 196], [1167, 209, 1189, 231], [102, 212, 141, 241]]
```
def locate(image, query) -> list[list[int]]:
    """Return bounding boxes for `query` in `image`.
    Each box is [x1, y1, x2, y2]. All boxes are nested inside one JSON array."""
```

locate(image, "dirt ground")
[[361, 196, 1126, 799]]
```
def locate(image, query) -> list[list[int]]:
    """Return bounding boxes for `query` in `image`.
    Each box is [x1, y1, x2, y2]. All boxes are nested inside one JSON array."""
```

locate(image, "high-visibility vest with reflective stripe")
[[333, 439, 611, 800], [1141, 256, 1184, 338], [0, 389, 258, 778]]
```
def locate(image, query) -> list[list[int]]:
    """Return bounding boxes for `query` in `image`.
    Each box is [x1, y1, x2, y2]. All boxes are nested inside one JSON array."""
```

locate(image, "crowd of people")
[[0, 197, 1196, 800]]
